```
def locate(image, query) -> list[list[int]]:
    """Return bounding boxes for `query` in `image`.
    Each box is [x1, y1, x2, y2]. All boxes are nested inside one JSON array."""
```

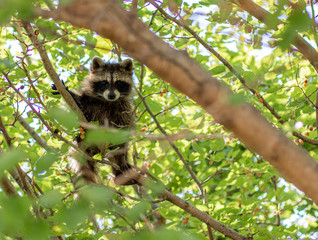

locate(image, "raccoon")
[[53, 57, 136, 185]]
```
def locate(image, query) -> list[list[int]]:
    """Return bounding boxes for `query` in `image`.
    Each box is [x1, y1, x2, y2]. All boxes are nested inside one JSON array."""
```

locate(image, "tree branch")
[[14, 112, 55, 151], [21, 21, 87, 122], [161, 190, 249, 240]]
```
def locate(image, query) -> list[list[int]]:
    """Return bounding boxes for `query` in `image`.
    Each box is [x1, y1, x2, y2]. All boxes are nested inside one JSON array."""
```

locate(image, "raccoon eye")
[[115, 81, 130, 93], [93, 80, 109, 93], [100, 81, 109, 87]]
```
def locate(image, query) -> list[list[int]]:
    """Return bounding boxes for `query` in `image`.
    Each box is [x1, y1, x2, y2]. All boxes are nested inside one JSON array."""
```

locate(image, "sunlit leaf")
[[85, 128, 131, 145], [0, 150, 25, 178]]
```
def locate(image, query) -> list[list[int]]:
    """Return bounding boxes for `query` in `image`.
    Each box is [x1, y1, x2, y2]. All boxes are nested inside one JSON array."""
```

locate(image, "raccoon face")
[[89, 57, 133, 101]]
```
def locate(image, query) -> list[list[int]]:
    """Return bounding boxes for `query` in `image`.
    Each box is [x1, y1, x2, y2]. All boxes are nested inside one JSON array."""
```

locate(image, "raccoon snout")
[[103, 90, 119, 101], [108, 92, 116, 100]]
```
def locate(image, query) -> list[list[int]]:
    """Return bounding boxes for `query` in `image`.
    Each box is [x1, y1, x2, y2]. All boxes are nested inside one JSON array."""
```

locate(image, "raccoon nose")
[[108, 92, 116, 100]]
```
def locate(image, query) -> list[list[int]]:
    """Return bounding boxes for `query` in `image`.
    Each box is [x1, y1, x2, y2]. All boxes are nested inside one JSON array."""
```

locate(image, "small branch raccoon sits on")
[[52, 57, 136, 185]]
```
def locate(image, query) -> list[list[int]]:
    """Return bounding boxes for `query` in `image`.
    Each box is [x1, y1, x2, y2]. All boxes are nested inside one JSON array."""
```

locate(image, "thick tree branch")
[[37, 0, 318, 204]]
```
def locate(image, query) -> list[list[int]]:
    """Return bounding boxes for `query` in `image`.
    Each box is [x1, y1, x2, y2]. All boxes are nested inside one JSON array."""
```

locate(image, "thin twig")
[[14, 112, 55, 151], [134, 86, 205, 196]]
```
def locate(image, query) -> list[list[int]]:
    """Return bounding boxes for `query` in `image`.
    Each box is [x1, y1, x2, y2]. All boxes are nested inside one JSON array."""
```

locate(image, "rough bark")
[[38, 0, 318, 204]]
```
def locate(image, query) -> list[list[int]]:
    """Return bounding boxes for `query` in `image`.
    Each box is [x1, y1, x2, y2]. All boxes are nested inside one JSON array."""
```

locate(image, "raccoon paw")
[[51, 80, 68, 95]]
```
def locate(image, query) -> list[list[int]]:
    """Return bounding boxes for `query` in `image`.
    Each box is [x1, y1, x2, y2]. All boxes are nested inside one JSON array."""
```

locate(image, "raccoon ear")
[[91, 56, 106, 72], [120, 59, 133, 73]]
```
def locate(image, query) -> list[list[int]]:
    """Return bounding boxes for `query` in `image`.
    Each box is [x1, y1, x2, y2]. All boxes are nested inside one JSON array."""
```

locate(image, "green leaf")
[[211, 65, 226, 75], [0, 0, 34, 23], [35, 152, 58, 174], [80, 185, 113, 210], [227, 92, 246, 105], [145, 98, 163, 114], [126, 200, 151, 222], [0, 150, 25, 178], [85, 128, 131, 145], [210, 139, 225, 151], [55, 200, 89, 230], [47, 107, 79, 130], [0, 58, 15, 71], [39, 189, 63, 208], [287, 9, 312, 32], [24, 219, 50, 240], [0, 107, 14, 117], [95, 36, 112, 54]]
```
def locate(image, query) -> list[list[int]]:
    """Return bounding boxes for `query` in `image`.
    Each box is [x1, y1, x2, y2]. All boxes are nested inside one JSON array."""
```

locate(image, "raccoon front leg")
[[51, 80, 68, 95], [51, 81, 82, 109]]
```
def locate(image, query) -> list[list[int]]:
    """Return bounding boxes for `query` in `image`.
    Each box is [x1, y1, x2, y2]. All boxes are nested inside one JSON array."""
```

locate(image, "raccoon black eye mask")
[[93, 80, 131, 99]]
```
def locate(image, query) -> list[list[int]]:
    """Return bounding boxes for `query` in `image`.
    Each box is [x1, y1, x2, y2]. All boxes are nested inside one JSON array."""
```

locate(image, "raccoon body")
[[66, 57, 136, 185]]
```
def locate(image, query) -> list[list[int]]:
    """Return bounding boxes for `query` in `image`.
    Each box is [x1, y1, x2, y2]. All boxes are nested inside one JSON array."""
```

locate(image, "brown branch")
[[0, 115, 14, 148], [292, 131, 318, 145], [0, 147, 18, 196], [161, 190, 249, 240], [0, 116, 37, 197], [229, 0, 318, 73], [14, 112, 55, 151], [80, 121, 234, 141], [21, 21, 87, 122], [0, 175, 18, 196], [19, 57, 47, 109], [11, 22, 40, 80], [131, 0, 138, 13], [93, 166, 250, 239], [295, 77, 316, 107], [36, 0, 318, 204], [316, 91, 318, 136], [201, 170, 228, 185], [138, 132, 234, 141]]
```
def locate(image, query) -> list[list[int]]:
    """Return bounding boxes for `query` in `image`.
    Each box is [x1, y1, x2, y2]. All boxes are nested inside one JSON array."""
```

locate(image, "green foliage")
[[0, 150, 25, 178], [0, 0, 317, 239], [85, 129, 131, 145], [0, 0, 35, 23]]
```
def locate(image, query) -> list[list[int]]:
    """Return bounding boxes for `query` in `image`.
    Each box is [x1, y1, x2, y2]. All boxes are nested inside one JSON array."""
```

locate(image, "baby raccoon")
[[53, 57, 136, 185]]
